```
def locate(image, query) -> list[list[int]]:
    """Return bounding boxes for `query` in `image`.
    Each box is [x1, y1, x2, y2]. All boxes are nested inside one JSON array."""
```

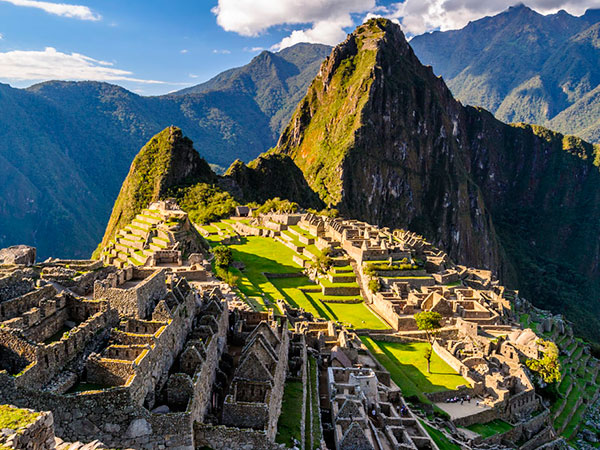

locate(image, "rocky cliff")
[[268, 18, 600, 340]]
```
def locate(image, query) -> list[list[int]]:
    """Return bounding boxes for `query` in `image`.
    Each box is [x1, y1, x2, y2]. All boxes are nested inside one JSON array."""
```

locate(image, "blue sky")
[[0, 0, 598, 95]]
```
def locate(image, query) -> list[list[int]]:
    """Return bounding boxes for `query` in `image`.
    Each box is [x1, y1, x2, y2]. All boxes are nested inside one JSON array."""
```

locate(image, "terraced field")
[[526, 313, 600, 443], [202, 221, 389, 329]]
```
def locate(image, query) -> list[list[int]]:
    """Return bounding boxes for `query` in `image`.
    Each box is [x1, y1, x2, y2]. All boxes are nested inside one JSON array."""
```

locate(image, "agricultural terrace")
[[202, 222, 389, 330]]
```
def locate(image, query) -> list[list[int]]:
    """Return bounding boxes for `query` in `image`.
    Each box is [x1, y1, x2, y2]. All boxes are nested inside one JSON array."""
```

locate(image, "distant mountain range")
[[411, 4, 600, 142], [0, 43, 331, 259]]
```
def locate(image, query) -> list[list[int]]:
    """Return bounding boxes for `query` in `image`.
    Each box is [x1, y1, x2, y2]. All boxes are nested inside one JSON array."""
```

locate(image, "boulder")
[[125, 418, 152, 438], [583, 428, 598, 443], [0, 245, 36, 265]]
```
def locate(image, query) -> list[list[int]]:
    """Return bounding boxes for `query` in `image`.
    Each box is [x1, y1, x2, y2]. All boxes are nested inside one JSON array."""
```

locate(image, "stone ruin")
[[100, 199, 209, 274], [328, 367, 435, 450], [0, 209, 567, 450]]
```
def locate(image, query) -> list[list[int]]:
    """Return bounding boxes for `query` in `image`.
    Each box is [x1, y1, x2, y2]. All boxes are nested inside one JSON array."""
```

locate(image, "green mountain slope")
[[243, 18, 600, 341], [410, 5, 600, 141], [96, 126, 216, 253], [0, 43, 330, 259]]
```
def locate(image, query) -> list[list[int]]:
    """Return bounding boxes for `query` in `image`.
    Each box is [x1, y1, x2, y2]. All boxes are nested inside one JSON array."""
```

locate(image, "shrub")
[[213, 245, 232, 268], [175, 183, 238, 224], [253, 197, 299, 216], [364, 259, 420, 273], [526, 339, 561, 384], [309, 248, 332, 275], [369, 278, 381, 293]]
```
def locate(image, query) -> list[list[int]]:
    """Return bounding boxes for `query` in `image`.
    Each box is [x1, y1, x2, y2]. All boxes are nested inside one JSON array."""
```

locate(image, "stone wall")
[[0, 270, 34, 302], [452, 406, 500, 428], [93, 268, 167, 319], [0, 407, 54, 450], [187, 300, 228, 422], [0, 285, 57, 322], [194, 423, 285, 450]]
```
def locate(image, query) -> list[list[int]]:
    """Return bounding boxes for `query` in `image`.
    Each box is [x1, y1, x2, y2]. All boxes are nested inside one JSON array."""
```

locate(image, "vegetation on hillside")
[[410, 5, 600, 143], [175, 183, 238, 224], [277, 19, 386, 206], [94, 126, 216, 256]]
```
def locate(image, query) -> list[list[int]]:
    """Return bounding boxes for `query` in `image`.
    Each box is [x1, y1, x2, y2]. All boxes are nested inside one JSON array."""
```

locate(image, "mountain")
[[97, 126, 216, 253], [0, 43, 330, 260], [410, 4, 600, 142], [175, 43, 332, 136], [231, 18, 600, 341]]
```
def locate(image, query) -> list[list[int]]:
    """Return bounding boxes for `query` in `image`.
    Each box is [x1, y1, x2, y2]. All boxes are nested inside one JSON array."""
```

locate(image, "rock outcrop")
[[0, 245, 36, 266]]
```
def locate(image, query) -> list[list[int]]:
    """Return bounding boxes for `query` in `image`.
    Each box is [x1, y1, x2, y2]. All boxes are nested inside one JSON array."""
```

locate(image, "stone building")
[[0, 252, 231, 449], [328, 366, 437, 450]]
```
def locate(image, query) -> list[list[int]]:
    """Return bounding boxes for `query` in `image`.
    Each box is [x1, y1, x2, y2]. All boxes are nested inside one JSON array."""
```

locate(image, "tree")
[[213, 245, 232, 268], [309, 248, 332, 275], [222, 271, 239, 288], [526, 340, 561, 385], [368, 278, 381, 293], [414, 311, 443, 373]]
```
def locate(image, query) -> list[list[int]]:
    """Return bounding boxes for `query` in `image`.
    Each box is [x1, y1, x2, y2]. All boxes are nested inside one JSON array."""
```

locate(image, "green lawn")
[[210, 236, 389, 329], [466, 420, 512, 438], [361, 337, 428, 402], [289, 225, 317, 240], [368, 339, 469, 394], [0, 405, 39, 430], [420, 421, 462, 450], [276, 381, 304, 447], [281, 230, 305, 247], [269, 276, 388, 329], [221, 236, 304, 311]]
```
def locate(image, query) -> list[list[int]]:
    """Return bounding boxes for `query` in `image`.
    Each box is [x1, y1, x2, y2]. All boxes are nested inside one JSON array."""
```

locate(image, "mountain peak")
[[95, 126, 215, 254], [277, 18, 442, 206]]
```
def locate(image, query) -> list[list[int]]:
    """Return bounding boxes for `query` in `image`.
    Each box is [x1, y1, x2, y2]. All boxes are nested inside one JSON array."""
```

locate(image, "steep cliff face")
[[277, 19, 503, 272], [274, 18, 600, 339], [97, 126, 216, 253]]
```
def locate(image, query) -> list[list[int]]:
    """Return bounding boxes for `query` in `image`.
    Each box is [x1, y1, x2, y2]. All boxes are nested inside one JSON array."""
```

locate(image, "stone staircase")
[[101, 208, 174, 268]]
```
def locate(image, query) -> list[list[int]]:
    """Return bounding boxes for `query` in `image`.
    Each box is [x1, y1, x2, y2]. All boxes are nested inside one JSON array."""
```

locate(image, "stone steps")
[[131, 218, 154, 230], [117, 234, 145, 250], [138, 213, 162, 225]]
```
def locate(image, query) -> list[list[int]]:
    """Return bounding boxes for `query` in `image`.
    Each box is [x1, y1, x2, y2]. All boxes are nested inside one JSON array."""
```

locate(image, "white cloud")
[[212, 49, 231, 54], [212, 0, 375, 49], [0, 33, 4, 40], [0, 47, 165, 84], [0, 0, 101, 21], [386, 0, 600, 36], [212, 0, 600, 47], [189, 73, 199, 78], [180, 49, 189, 54]]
